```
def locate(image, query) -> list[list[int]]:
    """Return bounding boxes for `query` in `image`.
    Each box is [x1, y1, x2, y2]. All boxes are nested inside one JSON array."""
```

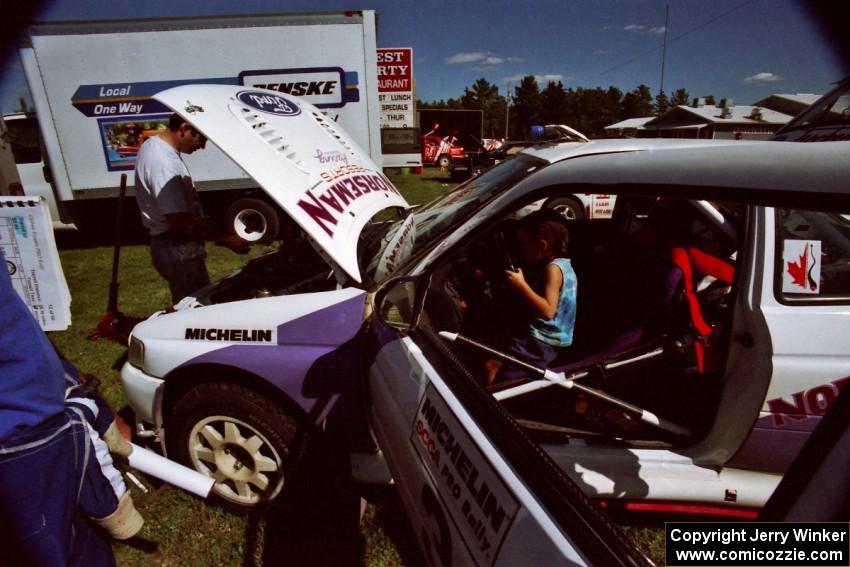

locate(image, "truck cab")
[[1, 112, 74, 229]]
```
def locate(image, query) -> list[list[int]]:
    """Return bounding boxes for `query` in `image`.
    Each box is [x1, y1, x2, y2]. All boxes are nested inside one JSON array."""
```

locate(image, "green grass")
[[49, 167, 665, 565]]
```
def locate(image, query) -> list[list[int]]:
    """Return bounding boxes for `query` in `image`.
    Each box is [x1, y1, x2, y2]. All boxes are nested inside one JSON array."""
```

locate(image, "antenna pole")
[[659, 5, 669, 104], [504, 82, 511, 140]]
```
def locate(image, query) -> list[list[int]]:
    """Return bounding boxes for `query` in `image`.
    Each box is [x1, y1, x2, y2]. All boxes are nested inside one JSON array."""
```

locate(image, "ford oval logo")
[[236, 90, 301, 116]]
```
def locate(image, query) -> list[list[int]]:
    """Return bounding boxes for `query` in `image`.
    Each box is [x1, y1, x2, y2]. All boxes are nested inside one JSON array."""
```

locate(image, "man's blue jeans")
[[150, 233, 210, 303]]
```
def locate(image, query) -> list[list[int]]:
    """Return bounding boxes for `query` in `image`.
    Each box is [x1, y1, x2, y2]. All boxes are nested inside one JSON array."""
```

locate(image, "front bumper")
[[120, 362, 165, 428]]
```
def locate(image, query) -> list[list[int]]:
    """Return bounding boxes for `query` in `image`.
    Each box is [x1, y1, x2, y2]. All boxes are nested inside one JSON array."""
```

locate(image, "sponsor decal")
[[375, 213, 416, 280], [313, 149, 349, 166], [240, 67, 359, 109], [767, 376, 849, 427], [782, 239, 821, 294], [185, 328, 273, 342], [411, 385, 518, 567], [589, 194, 615, 220], [297, 171, 401, 237], [236, 90, 301, 116]]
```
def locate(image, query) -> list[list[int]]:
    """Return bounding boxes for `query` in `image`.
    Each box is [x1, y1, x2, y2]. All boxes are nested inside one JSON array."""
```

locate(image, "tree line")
[[418, 76, 706, 140]]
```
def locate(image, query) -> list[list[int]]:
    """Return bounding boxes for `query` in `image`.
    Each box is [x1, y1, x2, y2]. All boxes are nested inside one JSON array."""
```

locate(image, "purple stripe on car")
[[181, 293, 366, 415]]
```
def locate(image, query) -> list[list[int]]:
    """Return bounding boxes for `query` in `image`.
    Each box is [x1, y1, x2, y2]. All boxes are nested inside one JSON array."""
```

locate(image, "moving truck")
[[16, 11, 381, 243]]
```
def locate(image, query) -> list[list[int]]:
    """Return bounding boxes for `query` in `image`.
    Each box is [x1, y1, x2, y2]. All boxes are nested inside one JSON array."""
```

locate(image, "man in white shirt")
[[135, 114, 248, 303]]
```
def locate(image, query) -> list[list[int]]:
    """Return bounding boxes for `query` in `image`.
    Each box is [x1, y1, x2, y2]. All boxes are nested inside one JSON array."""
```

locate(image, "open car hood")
[[154, 85, 410, 282]]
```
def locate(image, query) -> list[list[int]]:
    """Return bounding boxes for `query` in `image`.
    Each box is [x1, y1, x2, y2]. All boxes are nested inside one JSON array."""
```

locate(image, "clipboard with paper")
[[0, 196, 71, 331]]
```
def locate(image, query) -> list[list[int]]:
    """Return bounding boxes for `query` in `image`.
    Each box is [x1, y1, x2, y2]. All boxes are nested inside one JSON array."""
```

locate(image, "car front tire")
[[167, 381, 302, 511]]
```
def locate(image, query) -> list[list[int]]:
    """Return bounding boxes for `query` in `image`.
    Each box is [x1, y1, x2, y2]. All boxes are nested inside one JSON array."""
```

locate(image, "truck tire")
[[436, 154, 452, 169], [167, 381, 303, 512], [544, 196, 584, 221], [225, 198, 279, 244]]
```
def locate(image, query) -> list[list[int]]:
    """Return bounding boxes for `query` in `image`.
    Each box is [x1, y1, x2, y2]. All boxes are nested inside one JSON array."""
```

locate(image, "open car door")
[[368, 282, 650, 567]]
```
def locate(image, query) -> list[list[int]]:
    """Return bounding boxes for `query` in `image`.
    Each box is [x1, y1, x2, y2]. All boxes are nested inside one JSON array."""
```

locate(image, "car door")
[[367, 281, 649, 567], [730, 207, 850, 473]]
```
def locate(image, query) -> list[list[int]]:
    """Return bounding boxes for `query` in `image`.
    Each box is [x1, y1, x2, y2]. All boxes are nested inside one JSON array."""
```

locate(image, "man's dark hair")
[[521, 209, 570, 256], [167, 113, 188, 132]]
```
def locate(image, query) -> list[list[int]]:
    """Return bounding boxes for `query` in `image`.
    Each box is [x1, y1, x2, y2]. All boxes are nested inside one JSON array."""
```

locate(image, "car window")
[[422, 193, 739, 443], [358, 154, 545, 286], [3, 116, 42, 164], [775, 209, 850, 301]]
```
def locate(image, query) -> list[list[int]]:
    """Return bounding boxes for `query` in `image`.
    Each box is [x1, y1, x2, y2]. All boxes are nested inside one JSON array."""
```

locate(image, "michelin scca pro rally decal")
[[411, 384, 519, 567]]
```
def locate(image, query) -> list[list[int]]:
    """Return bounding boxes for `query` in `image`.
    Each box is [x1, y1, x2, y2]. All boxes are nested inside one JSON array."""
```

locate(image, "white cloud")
[[445, 52, 520, 66], [624, 23, 666, 34], [445, 52, 488, 64], [744, 72, 784, 83]]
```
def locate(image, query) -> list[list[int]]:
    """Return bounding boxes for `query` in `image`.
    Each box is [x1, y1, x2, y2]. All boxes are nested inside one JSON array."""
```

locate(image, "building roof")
[[751, 93, 822, 117], [645, 104, 794, 128], [753, 93, 821, 107], [604, 117, 654, 131]]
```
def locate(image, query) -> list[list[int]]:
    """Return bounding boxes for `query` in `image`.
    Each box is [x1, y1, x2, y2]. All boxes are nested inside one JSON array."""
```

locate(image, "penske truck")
[[15, 11, 382, 243]]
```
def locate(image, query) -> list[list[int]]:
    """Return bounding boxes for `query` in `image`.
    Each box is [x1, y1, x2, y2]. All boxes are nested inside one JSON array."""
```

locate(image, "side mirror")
[[374, 276, 427, 331]]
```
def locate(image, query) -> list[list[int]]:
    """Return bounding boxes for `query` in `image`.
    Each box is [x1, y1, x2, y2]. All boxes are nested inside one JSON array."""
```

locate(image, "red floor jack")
[[89, 173, 144, 343]]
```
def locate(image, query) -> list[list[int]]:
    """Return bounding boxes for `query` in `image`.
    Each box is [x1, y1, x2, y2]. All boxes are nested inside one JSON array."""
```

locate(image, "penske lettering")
[[298, 172, 400, 237], [253, 81, 337, 97], [185, 328, 273, 342]]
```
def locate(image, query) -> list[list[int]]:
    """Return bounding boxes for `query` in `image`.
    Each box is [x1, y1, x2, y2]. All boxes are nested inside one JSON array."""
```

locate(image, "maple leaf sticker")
[[783, 240, 821, 294], [787, 246, 808, 288]]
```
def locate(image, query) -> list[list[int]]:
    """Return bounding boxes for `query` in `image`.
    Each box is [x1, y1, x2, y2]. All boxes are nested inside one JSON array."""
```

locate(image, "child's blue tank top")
[[529, 258, 577, 347]]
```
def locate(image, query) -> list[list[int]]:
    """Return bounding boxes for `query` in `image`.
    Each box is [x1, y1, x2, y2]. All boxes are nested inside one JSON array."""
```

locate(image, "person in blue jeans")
[[0, 251, 142, 566], [485, 209, 577, 385], [134, 113, 249, 304]]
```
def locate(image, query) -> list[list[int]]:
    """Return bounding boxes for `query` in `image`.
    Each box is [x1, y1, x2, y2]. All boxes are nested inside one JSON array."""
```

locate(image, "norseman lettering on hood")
[[153, 85, 410, 282]]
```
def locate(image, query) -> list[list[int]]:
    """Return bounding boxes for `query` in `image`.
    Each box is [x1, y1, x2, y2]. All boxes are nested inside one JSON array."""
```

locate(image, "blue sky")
[[2, 0, 847, 113]]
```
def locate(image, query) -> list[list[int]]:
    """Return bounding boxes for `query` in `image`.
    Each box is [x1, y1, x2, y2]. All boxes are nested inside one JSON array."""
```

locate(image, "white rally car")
[[122, 85, 850, 565]]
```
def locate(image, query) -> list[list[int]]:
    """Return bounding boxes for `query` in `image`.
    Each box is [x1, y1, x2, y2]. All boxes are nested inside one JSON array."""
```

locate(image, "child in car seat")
[[485, 209, 577, 385]]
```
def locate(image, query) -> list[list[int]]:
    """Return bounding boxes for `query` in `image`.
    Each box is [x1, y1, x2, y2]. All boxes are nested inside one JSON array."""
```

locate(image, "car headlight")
[[128, 335, 145, 369]]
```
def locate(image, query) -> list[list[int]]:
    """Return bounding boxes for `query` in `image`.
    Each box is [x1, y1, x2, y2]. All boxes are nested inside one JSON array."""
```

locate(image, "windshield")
[[357, 154, 546, 286]]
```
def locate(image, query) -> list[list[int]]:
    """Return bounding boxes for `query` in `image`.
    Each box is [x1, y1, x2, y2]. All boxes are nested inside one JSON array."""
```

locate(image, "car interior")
[[421, 192, 743, 447]]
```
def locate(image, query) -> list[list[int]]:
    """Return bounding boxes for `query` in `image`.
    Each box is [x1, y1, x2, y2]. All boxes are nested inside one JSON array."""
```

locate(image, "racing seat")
[[668, 245, 735, 374]]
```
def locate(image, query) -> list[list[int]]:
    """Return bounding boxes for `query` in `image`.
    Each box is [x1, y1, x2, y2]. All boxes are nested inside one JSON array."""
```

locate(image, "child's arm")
[[505, 263, 564, 319]]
